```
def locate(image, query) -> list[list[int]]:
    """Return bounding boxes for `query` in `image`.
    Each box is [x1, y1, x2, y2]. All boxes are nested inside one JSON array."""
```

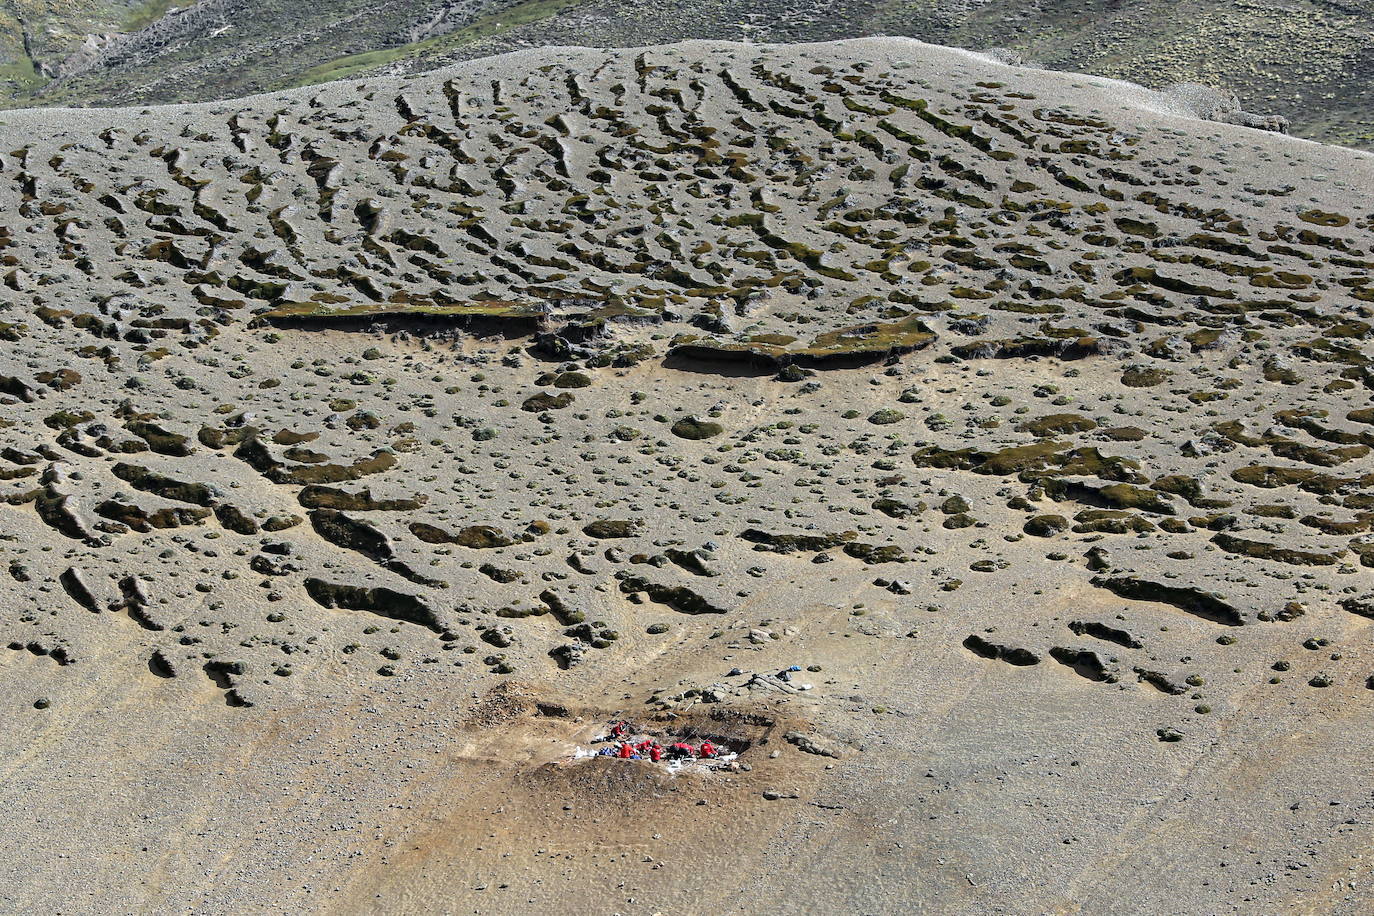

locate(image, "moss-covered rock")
[[672, 416, 724, 440]]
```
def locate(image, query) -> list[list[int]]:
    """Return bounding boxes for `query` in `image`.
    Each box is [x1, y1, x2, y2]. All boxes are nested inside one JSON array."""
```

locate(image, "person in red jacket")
[[649, 744, 663, 763], [617, 742, 634, 759], [699, 740, 718, 759], [669, 742, 695, 759]]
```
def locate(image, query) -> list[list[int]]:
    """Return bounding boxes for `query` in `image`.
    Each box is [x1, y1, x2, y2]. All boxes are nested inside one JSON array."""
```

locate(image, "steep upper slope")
[[3, 0, 1373, 148], [2, 38, 1374, 913], [876, 0, 1374, 148], [0, 0, 518, 101]]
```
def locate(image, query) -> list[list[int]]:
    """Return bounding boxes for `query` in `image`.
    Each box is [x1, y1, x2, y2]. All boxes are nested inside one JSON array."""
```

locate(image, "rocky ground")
[[2, 0, 1373, 148], [2, 37, 1374, 913], [872, 0, 1374, 149]]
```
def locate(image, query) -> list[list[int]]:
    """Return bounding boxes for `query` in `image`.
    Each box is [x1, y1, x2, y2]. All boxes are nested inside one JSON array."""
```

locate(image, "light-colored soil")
[[2, 37, 1373, 914]]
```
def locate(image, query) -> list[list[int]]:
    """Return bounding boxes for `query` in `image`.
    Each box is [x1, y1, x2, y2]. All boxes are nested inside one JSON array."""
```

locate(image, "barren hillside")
[[2, 38, 1373, 913], [3, 0, 1373, 148]]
